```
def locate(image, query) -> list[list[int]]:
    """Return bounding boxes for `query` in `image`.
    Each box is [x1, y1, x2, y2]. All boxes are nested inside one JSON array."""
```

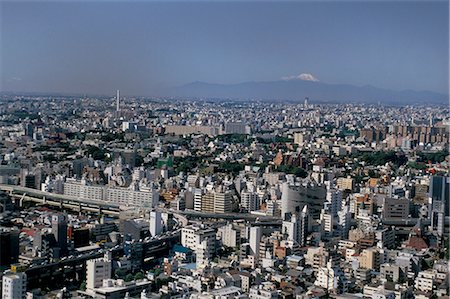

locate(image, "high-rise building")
[[282, 205, 310, 247], [224, 122, 250, 135], [86, 253, 112, 292], [149, 211, 162, 237], [116, 89, 120, 112], [2, 271, 27, 299], [0, 227, 19, 268], [325, 186, 342, 218], [24, 123, 34, 138], [181, 225, 216, 267], [382, 197, 409, 220], [196, 238, 213, 268], [320, 211, 334, 238], [201, 192, 215, 213], [429, 176, 449, 216], [293, 132, 310, 146], [193, 189, 203, 212], [33, 228, 57, 260], [249, 227, 261, 262], [337, 205, 351, 239], [217, 223, 241, 248], [73, 228, 90, 248], [52, 214, 68, 256], [181, 225, 215, 249], [241, 191, 259, 212], [214, 191, 233, 214]]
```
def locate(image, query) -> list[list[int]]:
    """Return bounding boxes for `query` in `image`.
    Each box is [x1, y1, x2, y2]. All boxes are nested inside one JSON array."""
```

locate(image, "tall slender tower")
[[116, 90, 120, 112], [52, 213, 68, 256]]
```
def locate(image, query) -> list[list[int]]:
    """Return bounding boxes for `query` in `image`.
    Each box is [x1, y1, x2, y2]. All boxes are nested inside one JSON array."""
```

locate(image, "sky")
[[1, 0, 448, 97]]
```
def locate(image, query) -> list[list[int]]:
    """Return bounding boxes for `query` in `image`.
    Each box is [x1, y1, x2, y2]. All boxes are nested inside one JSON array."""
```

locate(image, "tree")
[[124, 273, 134, 282], [134, 272, 144, 281], [85, 145, 109, 161], [115, 268, 126, 279], [80, 281, 87, 291]]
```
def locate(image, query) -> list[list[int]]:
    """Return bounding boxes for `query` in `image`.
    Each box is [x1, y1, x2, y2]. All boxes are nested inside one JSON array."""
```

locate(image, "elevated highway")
[[25, 233, 180, 290], [0, 184, 120, 216]]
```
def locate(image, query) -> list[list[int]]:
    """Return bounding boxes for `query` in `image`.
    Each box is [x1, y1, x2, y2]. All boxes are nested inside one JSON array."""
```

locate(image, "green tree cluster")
[[360, 151, 407, 167]]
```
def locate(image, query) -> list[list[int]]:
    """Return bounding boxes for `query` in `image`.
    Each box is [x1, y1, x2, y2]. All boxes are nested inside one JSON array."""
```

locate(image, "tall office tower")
[[429, 176, 449, 242], [2, 271, 27, 299], [304, 97, 309, 108], [249, 227, 261, 262], [0, 228, 19, 268], [86, 253, 112, 291], [429, 176, 450, 216], [52, 214, 68, 256], [116, 89, 120, 112], [149, 211, 162, 237]]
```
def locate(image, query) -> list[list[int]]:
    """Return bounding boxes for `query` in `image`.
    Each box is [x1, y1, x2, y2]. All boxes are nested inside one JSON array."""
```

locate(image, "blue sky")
[[1, 0, 448, 96]]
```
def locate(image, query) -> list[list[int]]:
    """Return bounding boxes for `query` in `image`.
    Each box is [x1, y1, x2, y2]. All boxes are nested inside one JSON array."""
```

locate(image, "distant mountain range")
[[170, 79, 448, 104]]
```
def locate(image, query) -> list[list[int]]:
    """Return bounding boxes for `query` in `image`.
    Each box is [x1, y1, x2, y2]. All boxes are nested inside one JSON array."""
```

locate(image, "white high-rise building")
[[249, 227, 261, 262], [181, 225, 216, 253], [196, 238, 212, 268], [320, 211, 334, 237], [217, 223, 241, 248], [282, 205, 310, 247], [338, 205, 351, 239], [283, 214, 298, 241], [149, 211, 162, 237], [2, 272, 26, 299], [325, 185, 342, 218], [86, 253, 112, 292], [194, 189, 202, 212], [181, 225, 216, 268]]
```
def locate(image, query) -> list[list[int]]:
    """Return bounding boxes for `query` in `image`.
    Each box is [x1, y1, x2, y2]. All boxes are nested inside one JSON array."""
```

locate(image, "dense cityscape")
[[0, 93, 448, 298]]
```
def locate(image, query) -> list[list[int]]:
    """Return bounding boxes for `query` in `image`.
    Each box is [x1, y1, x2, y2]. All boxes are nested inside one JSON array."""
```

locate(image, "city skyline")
[[1, 0, 449, 98], [0, 1, 449, 298]]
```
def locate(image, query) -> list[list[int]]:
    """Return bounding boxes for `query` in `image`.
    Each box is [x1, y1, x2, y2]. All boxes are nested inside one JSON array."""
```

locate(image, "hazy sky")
[[1, 0, 448, 96]]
